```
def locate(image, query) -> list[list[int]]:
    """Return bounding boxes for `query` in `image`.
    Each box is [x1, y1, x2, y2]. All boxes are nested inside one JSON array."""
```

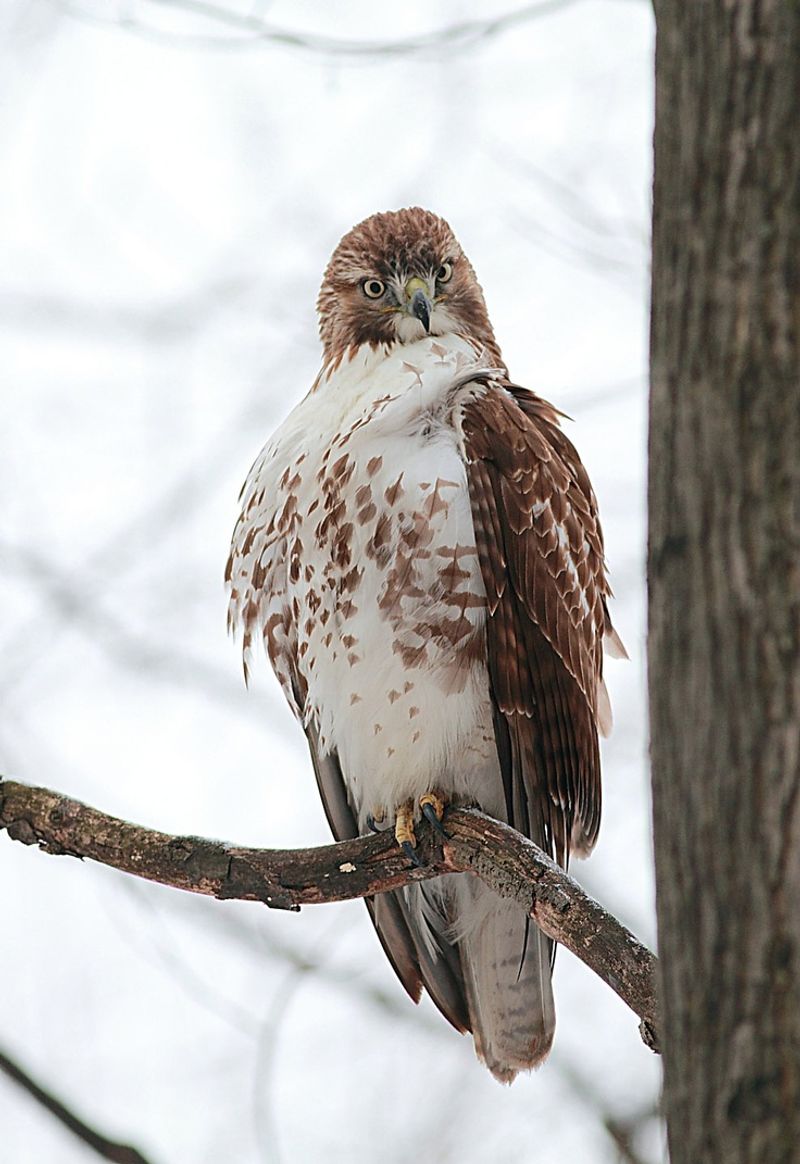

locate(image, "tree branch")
[[0, 776, 659, 1051], [61, 0, 587, 58], [0, 1045, 153, 1164]]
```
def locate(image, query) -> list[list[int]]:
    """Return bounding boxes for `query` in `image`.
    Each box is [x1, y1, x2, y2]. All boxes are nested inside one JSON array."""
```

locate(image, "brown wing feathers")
[[462, 384, 609, 864]]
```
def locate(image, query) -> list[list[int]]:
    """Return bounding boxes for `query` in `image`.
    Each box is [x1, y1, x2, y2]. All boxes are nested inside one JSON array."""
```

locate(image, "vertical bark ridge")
[[650, 4, 800, 1161]]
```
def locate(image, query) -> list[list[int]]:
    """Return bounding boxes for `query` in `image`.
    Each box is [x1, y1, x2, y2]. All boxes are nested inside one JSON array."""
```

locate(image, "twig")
[[0, 1046, 154, 1164], [60, 0, 586, 58], [0, 777, 659, 1051]]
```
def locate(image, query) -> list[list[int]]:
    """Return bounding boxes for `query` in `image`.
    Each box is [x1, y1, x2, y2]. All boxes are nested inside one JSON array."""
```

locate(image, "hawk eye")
[[436, 261, 453, 284], [362, 278, 386, 299]]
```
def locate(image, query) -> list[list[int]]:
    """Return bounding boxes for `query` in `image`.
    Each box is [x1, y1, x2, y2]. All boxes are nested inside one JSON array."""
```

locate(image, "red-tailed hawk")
[[227, 208, 624, 1082]]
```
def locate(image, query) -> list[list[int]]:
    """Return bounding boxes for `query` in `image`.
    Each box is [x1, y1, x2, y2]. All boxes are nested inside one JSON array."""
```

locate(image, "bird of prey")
[[226, 207, 624, 1082]]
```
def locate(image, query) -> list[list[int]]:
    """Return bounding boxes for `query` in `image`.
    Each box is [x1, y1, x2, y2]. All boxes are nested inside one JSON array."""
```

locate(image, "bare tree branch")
[[0, 776, 659, 1052], [60, 0, 588, 58], [0, 1045, 154, 1164]]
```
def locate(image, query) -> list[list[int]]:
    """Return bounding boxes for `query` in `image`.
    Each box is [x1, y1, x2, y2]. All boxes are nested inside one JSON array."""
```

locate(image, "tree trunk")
[[649, 4, 800, 1163]]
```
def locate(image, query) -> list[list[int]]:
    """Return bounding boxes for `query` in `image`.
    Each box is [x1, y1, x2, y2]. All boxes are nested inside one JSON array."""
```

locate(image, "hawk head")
[[317, 207, 503, 368]]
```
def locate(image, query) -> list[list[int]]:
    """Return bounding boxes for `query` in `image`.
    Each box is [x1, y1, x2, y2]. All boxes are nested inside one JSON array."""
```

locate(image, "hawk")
[[226, 208, 624, 1082]]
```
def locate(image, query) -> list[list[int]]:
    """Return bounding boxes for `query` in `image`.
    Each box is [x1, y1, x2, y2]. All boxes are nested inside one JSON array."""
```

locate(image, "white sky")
[[0, 2, 661, 1161]]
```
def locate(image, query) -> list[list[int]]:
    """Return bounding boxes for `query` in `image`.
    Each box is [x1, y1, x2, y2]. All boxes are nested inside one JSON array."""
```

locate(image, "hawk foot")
[[395, 794, 449, 865], [420, 791, 450, 839], [396, 798, 423, 868], [366, 807, 386, 834], [394, 799, 417, 853], [401, 839, 424, 867]]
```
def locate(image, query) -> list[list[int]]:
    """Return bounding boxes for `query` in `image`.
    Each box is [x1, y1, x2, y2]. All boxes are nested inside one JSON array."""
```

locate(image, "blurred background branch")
[[0, 1047, 153, 1164], [59, 0, 591, 57]]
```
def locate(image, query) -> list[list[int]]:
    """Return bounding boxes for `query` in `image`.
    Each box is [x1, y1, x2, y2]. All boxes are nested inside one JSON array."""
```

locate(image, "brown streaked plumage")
[[227, 207, 624, 1082]]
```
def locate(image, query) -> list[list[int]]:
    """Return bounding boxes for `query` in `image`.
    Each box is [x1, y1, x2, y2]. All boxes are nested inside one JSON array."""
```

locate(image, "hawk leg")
[[366, 807, 386, 834], [395, 800, 422, 866], [420, 791, 450, 838], [395, 793, 449, 865]]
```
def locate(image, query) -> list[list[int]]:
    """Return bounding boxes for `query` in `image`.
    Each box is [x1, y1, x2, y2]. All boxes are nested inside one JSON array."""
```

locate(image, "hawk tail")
[[452, 876, 555, 1083]]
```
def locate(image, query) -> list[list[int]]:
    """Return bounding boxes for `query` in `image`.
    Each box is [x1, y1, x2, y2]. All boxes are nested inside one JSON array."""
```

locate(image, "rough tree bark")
[[649, 4, 800, 1164]]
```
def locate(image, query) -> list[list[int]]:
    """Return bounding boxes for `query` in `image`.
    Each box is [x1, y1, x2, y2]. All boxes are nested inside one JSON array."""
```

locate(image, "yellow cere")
[[403, 275, 429, 300]]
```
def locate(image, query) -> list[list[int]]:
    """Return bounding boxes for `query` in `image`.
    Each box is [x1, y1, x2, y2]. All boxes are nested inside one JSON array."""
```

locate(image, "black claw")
[[401, 840, 424, 867], [421, 802, 450, 839], [366, 813, 383, 834]]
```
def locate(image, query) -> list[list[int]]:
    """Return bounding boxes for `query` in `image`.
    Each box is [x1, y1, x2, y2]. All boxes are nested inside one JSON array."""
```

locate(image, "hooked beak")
[[404, 276, 433, 334]]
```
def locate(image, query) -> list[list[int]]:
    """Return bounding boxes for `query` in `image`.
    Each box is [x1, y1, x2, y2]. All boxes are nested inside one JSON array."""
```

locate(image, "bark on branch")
[[0, 776, 659, 1051]]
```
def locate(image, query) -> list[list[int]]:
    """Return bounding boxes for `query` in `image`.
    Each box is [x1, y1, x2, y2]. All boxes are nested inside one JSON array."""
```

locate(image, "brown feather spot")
[[367, 456, 383, 476], [338, 566, 362, 594], [331, 454, 355, 487], [401, 512, 434, 552], [393, 640, 429, 668], [384, 474, 405, 506], [438, 557, 471, 587], [366, 513, 392, 563], [289, 542, 302, 584], [332, 522, 353, 568], [424, 479, 455, 518]]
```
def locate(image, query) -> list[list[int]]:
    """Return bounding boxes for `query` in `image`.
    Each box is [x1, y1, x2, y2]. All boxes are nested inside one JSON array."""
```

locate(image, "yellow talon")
[[394, 800, 417, 849], [419, 791, 445, 821]]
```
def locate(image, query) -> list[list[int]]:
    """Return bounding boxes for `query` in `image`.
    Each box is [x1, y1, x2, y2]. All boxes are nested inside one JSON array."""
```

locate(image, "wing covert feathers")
[[461, 383, 618, 863]]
